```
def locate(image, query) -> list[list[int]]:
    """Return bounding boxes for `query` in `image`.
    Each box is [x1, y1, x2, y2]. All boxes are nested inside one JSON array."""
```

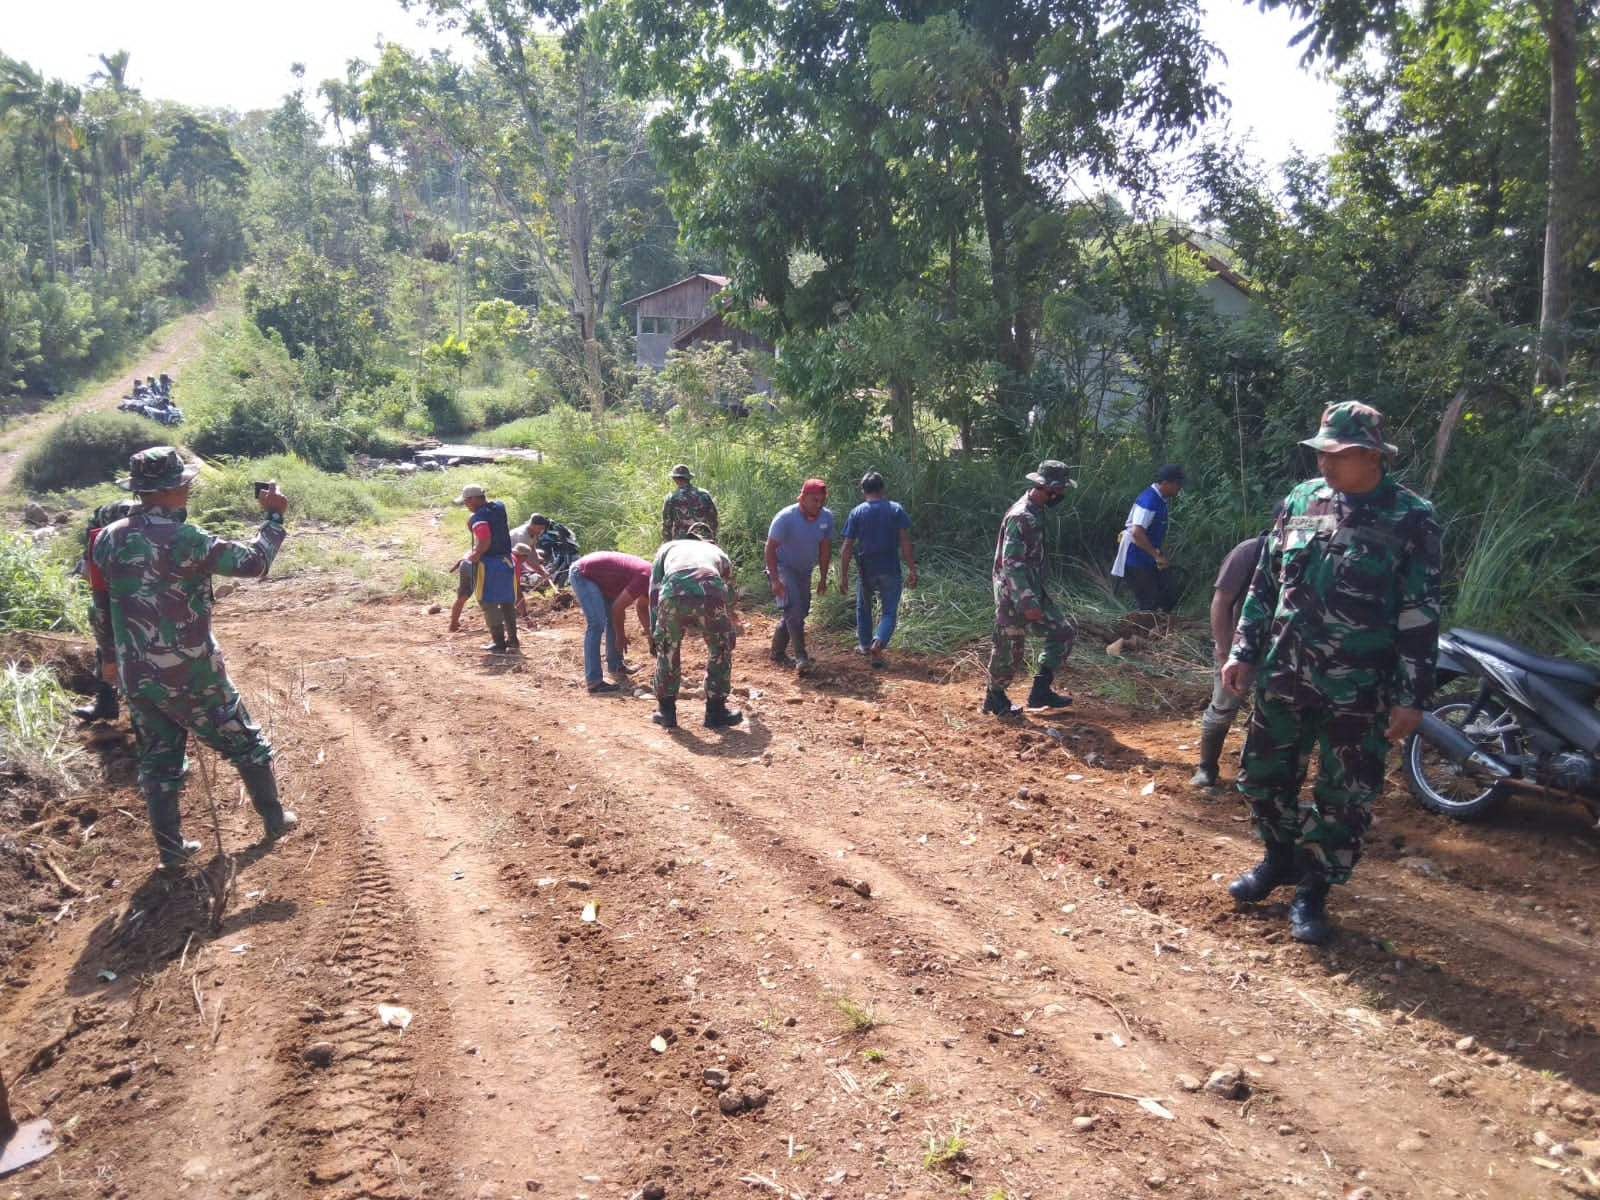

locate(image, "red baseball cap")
[[799, 478, 827, 497]]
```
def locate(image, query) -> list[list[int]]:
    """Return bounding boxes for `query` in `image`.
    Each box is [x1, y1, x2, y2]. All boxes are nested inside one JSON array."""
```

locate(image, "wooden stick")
[[42, 855, 84, 896], [326, 900, 360, 966], [1078, 1086, 1146, 1103]]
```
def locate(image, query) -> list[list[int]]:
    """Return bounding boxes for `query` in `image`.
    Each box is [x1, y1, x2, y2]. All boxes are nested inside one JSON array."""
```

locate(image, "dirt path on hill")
[[0, 305, 215, 495], [4, 512, 1600, 1199]]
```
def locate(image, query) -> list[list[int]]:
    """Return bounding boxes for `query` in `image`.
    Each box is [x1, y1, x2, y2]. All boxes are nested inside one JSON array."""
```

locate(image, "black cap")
[[1156, 463, 1186, 483]]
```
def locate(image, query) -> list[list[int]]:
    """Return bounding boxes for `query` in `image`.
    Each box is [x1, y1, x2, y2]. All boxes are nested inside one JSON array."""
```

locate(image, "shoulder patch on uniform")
[[1287, 515, 1337, 534]]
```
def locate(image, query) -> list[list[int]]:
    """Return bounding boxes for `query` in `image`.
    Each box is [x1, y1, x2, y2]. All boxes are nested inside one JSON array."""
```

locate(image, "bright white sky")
[[2, 0, 1339, 166]]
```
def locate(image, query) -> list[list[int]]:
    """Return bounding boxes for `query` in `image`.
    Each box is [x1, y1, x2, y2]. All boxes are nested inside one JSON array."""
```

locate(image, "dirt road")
[[0, 307, 214, 494], [3, 513, 1599, 1199]]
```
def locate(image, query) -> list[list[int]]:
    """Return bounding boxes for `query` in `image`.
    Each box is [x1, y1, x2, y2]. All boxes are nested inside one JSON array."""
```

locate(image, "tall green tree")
[[1256, 0, 1592, 391], [389, 1, 664, 420], [601, 0, 1221, 450]]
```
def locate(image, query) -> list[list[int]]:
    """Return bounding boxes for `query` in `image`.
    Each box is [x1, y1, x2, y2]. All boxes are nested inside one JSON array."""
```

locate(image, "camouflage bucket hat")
[[670, 464, 694, 480], [1300, 401, 1399, 457], [119, 445, 201, 493], [1025, 459, 1076, 489]]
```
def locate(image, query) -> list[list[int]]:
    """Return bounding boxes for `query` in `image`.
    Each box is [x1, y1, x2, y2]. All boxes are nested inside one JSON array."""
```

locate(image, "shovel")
[[0, 1069, 56, 1177]]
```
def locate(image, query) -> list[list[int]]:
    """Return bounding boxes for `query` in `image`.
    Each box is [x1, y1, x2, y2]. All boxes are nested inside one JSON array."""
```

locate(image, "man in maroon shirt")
[[569, 552, 650, 692]]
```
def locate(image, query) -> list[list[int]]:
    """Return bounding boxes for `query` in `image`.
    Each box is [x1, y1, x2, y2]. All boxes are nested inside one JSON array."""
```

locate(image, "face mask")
[[1044, 492, 1066, 509]]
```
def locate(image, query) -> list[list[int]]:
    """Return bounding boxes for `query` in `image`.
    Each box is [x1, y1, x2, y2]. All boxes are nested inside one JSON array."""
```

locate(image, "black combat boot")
[[238, 760, 296, 838], [704, 697, 744, 728], [980, 687, 1023, 717], [651, 698, 678, 729], [74, 681, 119, 723], [1025, 668, 1072, 709], [791, 626, 812, 673], [769, 625, 791, 664], [481, 608, 508, 652], [1227, 839, 1298, 902], [1288, 875, 1333, 944], [1190, 727, 1227, 788]]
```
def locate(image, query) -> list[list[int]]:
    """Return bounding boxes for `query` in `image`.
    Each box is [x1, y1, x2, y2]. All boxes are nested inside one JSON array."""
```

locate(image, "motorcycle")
[[1404, 628, 1600, 820], [117, 391, 184, 426]]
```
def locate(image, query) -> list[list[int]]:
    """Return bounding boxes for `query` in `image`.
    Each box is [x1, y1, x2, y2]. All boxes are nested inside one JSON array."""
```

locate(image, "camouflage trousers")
[[127, 674, 274, 864], [653, 577, 736, 702], [88, 591, 116, 670], [986, 595, 1074, 688], [1236, 693, 1389, 885]]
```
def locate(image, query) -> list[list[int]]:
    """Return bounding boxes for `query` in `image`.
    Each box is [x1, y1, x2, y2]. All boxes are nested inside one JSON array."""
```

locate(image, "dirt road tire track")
[[5, 520, 1600, 1198]]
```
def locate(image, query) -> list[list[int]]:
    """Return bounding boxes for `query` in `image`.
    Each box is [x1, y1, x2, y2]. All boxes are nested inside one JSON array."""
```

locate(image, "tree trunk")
[[1535, 0, 1578, 391], [889, 375, 915, 457]]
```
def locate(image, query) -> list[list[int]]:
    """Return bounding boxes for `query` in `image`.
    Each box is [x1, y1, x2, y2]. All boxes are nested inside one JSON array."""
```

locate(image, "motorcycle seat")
[[1451, 628, 1600, 690]]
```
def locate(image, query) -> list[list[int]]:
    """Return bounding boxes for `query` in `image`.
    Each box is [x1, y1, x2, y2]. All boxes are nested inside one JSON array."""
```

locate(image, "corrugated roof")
[[620, 273, 731, 307]]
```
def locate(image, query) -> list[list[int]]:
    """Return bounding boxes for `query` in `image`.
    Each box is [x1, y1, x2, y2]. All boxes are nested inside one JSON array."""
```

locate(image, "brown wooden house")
[[621, 274, 773, 370]]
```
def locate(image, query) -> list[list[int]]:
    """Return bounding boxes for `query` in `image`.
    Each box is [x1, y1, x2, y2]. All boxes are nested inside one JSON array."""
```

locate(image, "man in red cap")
[[764, 479, 834, 673]]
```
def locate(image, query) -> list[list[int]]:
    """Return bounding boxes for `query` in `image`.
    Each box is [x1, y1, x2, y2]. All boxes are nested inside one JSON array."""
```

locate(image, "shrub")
[[181, 319, 351, 470], [17, 411, 163, 493], [0, 530, 84, 634]]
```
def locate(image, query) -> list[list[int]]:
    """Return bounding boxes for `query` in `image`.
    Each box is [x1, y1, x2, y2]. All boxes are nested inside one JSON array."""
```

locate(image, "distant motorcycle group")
[[117, 374, 183, 427]]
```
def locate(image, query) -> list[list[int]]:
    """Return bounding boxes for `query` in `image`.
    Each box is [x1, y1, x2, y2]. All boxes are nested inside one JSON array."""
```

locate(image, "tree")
[[390, 1, 663, 421], [1255, 0, 1590, 391], [601, 0, 1222, 451]]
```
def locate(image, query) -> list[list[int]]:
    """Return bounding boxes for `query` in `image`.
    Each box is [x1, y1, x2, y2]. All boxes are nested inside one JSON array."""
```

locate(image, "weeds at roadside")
[[756, 1001, 787, 1032], [834, 991, 878, 1032], [400, 562, 452, 602], [921, 1121, 967, 1172], [861, 1047, 885, 1062], [0, 662, 83, 789]]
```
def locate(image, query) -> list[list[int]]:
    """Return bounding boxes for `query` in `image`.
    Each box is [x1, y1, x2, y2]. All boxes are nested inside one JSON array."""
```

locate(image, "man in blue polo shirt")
[[764, 478, 834, 674], [1110, 463, 1184, 612], [447, 483, 520, 653], [837, 471, 918, 667]]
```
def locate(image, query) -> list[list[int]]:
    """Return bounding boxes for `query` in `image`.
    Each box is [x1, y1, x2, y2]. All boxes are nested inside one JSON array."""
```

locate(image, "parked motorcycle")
[[1404, 628, 1600, 820], [117, 376, 184, 426]]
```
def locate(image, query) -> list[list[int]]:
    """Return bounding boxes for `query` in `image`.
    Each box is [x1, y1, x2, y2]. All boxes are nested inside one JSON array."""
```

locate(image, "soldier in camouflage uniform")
[[661, 464, 719, 542], [91, 447, 297, 868], [648, 527, 743, 730], [982, 460, 1077, 716], [74, 496, 142, 722], [1222, 402, 1441, 944]]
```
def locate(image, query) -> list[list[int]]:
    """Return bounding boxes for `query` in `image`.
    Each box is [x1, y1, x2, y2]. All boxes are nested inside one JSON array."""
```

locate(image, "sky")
[[2, 0, 1340, 167]]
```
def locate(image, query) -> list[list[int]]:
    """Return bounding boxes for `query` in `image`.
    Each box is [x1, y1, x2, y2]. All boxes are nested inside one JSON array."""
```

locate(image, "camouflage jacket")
[[90, 505, 285, 702], [649, 540, 732, 620], [991, 494, 1049, 610], [1229, 475, 1441, 712], [661, 486, 719, 541]]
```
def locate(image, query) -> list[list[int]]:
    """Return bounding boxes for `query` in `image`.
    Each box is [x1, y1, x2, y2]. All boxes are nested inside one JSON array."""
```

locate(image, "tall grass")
[[1448, 494, 1600, 659], [0, 531, 85, 635], [0, 663, 83, 789], [466, 405, 1150, 656]]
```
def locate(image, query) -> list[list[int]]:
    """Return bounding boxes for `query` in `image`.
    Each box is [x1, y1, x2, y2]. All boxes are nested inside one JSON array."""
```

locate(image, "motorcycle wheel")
[[1403, 699, 1513, 820]]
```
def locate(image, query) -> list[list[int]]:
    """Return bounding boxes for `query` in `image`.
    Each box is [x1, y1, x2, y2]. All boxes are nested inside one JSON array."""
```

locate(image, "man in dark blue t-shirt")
[[1110, 463, 1184, 611], [837, 471, 918, 666]]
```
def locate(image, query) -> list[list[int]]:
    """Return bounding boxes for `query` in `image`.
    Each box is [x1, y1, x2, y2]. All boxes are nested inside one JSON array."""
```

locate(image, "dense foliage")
[[5, 0, 1597, 650], [0, 52, 249, 402]]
